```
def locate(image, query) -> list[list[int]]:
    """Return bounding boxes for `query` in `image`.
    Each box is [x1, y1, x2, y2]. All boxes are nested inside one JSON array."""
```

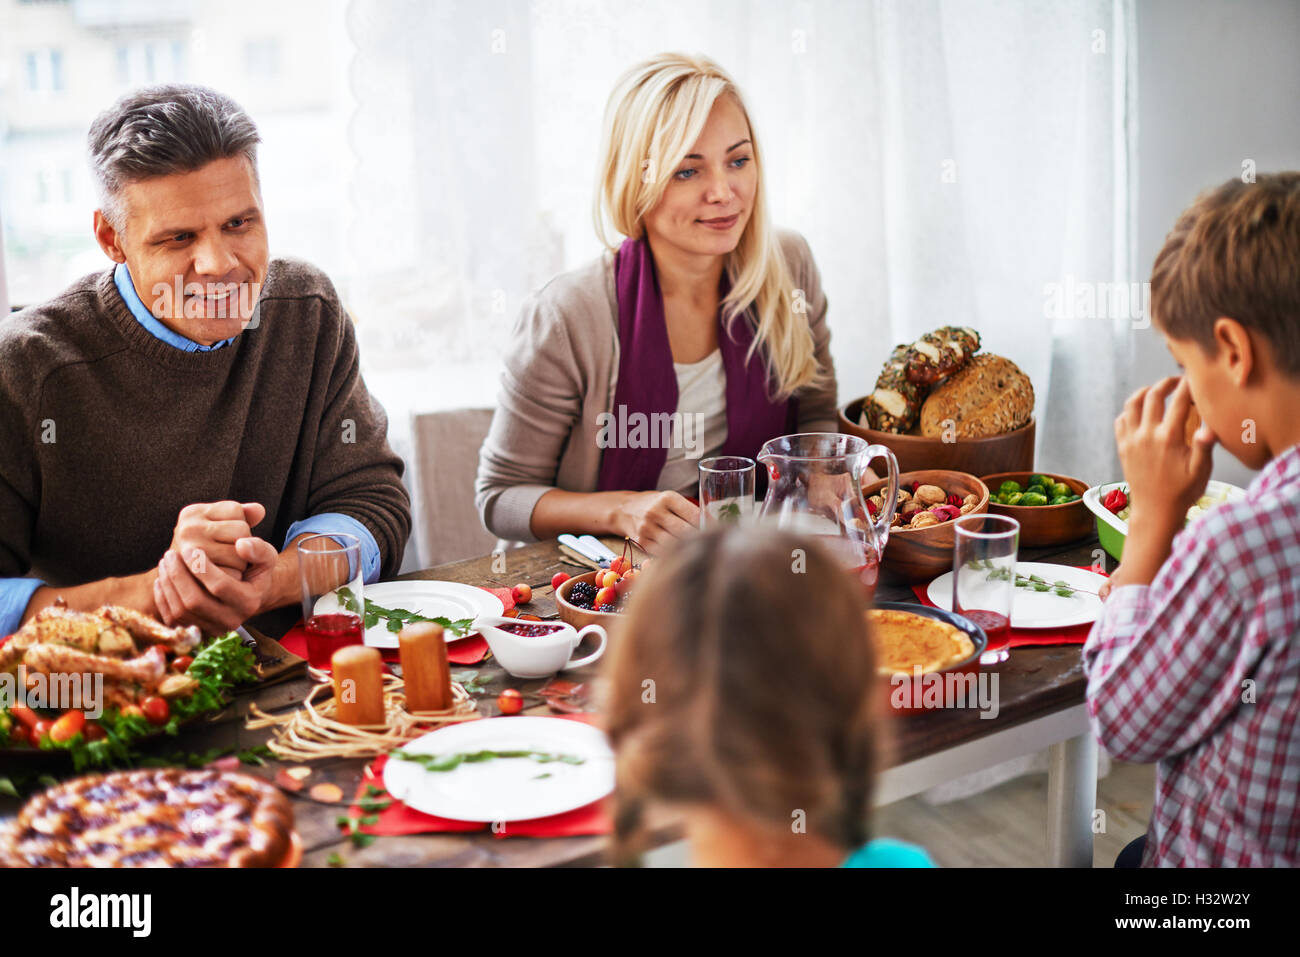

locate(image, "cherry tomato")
[[171, 655, 194, 673], [9, 705, 39, 731], [497, 689, 524, 716], [30, 720, 53, 748], [9, 721, 27, 744], [83, 722, 107, 742], [141, 696, 170, 726], [550, 572, 571, 590], [49, 710, 85, 743]]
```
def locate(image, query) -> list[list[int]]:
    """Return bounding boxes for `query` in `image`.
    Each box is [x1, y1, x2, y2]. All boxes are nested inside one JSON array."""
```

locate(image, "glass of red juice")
[[952, 514, 1020, 664], [297, 533, 365, 671]]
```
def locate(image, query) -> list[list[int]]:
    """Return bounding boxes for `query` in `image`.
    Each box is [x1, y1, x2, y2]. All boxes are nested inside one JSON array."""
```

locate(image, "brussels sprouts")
[[1029, 474, 1052, 488], [1050, 481, 1071, 499], [998, 480, 1023, 496], [1020, 491, 1049, 507], [1048, 495, 1070, 506], [1003, 492, 1024, 506]]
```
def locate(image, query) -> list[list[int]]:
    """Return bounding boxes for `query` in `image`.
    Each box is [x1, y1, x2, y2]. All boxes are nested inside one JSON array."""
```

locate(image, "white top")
[[656, 348, 728, 495]]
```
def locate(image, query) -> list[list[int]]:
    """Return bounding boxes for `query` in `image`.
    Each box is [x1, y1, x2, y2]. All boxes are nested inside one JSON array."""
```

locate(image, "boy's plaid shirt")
[[1084, 443, 1300, 867]]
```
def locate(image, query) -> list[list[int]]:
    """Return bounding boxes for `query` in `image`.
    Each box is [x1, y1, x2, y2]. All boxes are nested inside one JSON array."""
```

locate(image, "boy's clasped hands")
[[1102, 376, 1218, 598]]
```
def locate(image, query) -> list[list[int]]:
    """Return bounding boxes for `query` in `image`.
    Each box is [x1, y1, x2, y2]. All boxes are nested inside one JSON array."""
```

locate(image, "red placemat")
[[343, 713, 611, 839], [278, 586, 513, 666], [909, 567, 1107, 647]]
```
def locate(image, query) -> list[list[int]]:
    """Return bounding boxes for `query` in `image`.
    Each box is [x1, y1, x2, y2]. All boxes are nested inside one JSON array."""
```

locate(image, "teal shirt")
[[842, 838, 935, 868]]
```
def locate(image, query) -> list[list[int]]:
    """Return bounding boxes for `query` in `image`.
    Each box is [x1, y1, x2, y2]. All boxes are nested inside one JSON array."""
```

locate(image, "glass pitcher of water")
[[755, 433, 899, 598]]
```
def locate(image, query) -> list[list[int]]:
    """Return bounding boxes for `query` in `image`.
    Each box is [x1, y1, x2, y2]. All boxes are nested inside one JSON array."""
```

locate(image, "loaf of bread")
[[903, 326, 981, 386], [860, 344, 924, 433], [919, 354, 1034, 438]]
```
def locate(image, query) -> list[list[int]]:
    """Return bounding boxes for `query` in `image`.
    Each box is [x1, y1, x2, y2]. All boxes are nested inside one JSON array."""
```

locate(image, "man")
[[0, 84, 410, 637]]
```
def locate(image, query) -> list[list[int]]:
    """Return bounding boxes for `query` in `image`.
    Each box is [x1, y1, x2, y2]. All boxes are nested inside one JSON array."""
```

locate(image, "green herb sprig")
[[451, 670, 490, 695], [1013, 573, 1090, 598], [336, 814, 379, 848], [390, 749, 586, 773], [716, 502, 741, 522], [337, 586, 474, 636]]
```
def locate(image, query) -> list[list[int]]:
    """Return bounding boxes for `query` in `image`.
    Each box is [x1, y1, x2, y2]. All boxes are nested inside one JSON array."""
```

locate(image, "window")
[[1, 1, 349, 308], [23, 48, 65, 92], [115, 39, 186, 86]]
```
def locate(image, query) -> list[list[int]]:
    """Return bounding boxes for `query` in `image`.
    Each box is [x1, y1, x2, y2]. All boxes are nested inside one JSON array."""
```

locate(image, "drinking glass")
[[952, 515, 1020, 664], [297, 533, 364, 670], [698, 456, 756, 528]]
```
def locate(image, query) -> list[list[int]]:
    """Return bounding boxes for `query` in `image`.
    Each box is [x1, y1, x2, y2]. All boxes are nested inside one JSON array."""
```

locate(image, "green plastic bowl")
[[1083, 480, 1247, 563]]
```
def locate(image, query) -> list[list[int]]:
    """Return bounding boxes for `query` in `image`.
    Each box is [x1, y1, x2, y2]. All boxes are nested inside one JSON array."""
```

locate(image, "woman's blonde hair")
[[603, 526, 880, 864], [594, 53, 826, 400]]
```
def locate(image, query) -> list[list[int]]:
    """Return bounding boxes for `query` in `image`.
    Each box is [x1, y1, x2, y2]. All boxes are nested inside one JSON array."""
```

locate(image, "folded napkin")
[[344, 713, 611, 839], [909, 566, 1108, 647], [278, 586, 513, 667]]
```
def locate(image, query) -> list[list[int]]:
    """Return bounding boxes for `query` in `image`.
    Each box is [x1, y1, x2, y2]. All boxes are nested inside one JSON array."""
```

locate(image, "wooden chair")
[[409, 408, 498, 567]]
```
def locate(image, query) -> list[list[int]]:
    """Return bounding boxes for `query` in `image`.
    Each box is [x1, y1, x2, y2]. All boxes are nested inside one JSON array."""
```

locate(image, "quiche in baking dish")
[[867, 608, 975, 676]]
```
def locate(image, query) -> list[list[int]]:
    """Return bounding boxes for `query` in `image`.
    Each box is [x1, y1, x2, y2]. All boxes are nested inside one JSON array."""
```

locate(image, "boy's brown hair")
[[603, 526, 879, 863], [1150, 171, 1300, 375]]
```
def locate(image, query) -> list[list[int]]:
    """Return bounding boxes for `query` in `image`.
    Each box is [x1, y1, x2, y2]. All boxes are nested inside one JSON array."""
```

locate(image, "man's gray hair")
[[88, 84, 261, 230]]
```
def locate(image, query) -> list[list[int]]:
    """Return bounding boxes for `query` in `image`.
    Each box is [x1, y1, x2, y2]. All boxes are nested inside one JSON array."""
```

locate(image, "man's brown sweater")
[[0, 258, 410, 610]]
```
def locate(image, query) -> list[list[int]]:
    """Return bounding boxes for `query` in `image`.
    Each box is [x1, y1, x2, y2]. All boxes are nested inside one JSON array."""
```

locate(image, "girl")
[[603, 526, 933, 867]]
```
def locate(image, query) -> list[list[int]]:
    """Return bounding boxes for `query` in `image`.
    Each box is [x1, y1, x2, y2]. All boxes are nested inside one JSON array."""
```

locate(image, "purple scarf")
[[596, 236, 797, 492]]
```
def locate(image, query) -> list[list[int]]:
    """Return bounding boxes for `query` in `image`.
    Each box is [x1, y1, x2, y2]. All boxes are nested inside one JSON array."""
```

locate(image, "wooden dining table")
[[0, 533, 1105, 868]]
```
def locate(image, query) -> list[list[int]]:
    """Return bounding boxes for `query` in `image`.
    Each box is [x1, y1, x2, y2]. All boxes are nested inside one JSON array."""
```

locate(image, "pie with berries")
[[0, 768, 295, 868]]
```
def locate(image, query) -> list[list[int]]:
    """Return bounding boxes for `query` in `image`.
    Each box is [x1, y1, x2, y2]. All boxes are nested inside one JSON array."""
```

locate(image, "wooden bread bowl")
[[840, 398, 1035, 476]]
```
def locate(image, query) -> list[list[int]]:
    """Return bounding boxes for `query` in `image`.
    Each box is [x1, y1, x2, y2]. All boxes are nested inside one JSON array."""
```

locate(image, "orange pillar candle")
[[399, 622, 452, 712], [331, 645, 386, 726]]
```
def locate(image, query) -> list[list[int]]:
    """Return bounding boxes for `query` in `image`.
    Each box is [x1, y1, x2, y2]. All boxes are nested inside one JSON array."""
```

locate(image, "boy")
[[1084, 172, 1300, 867]]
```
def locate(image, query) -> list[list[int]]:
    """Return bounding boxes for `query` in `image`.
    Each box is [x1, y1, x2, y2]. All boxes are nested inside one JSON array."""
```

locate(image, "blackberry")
[[571, 599, 594, 610], [569, 581, 597, 604], [595, 603, 616, 613]]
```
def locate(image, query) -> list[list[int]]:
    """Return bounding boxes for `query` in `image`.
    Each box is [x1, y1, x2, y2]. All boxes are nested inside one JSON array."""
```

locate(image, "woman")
[[604, 525, 934, 867], [475, 53, 840, 552]]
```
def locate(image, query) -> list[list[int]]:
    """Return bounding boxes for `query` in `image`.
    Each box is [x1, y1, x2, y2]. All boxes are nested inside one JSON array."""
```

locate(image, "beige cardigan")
[[475, 229, 840, 542]]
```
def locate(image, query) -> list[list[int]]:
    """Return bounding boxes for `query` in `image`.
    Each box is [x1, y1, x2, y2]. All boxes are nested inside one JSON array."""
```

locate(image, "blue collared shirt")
[[0, 266, 381, 636]]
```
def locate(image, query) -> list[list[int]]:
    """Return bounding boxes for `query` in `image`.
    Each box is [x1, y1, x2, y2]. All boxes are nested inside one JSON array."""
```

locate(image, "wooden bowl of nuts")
[[861, 469, 990, 584]]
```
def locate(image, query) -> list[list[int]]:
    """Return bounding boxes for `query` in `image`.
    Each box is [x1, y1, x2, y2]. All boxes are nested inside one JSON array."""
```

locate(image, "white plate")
[[926, 561, 1108, 629], [383, 716, 615, 823], [313, 580, 504, 649]]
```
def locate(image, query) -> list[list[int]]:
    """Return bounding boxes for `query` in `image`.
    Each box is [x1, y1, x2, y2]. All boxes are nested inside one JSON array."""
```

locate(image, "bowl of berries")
[[554, 554, 642, 631], [860, 469, 990, 584]]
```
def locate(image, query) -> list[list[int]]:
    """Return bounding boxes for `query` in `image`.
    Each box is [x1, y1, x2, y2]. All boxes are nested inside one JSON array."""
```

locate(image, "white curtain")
[[344, 0, 1138, 561]]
